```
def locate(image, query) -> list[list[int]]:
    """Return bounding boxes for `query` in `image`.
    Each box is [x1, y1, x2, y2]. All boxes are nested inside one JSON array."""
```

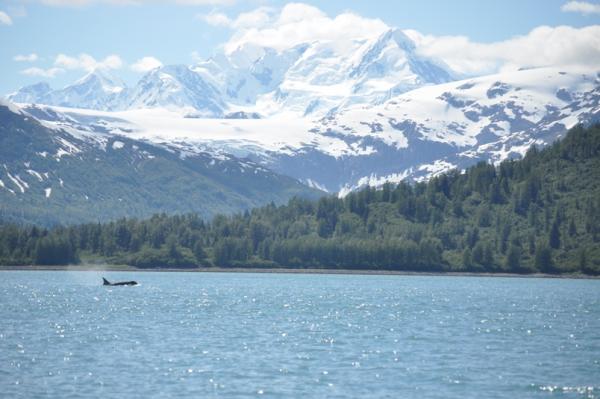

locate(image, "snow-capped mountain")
[[122, 64, 225, 116], [18, 66, 598, 195], [202, 28, 455, 116], [348, 29, 453, 88], [7, 28, 454, 117], [323, 28, 454, 109], [194, 45, 307, 107], [8, 69, 126, 111], [308, 66, 600, 193]]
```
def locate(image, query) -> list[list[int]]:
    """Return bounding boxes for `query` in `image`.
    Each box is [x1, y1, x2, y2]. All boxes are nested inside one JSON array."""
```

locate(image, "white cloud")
[[17, 52, 124, 78], [561, 1, 600, 15], [131, 56, 163, 72], [20, 67, 64, 78], [54, 53, 123, 71], [199, 7, 272, 29], [36, 0, 235, 6], [175, 0, 235, 5], [222, 3, 388, 54], [278, 2, 324, 24], [407, 25, 600, 76], [40, 0, 127, 5], [229, 7, 272, 29], [0, 11, 13, 25], [200, 11, 232, 27], [14, 53, 39, 62]]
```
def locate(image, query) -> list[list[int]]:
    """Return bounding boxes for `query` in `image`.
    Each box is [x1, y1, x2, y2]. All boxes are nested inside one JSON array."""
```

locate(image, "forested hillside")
[[0, 102, 322, 226], [1, 124, 599, 274]]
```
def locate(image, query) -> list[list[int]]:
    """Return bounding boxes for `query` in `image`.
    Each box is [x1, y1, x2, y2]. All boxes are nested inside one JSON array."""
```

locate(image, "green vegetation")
[[1, 124, 599, 274]]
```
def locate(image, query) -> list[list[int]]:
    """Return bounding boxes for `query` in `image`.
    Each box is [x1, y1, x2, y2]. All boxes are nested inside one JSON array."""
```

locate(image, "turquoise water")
[[1, 271, 599, 398]]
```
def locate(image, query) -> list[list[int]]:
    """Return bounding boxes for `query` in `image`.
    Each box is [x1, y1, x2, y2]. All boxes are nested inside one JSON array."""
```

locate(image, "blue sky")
[[0, 0, 599, 94]]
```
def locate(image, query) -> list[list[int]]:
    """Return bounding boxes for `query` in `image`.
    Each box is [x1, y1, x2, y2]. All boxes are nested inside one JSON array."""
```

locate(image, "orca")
[[103, 277, 138, 286]]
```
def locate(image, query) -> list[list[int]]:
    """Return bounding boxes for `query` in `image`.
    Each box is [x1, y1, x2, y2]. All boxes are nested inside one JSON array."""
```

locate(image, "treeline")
[[1, 124, 599, 274]]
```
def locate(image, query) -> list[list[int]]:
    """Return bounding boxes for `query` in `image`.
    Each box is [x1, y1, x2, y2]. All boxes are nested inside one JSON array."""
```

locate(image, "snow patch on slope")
[[6, 172, 27, 193], [0, 98, 25, 115], [338, 169, 414, 197], [27, 169, 44, 182], [320, 66, 599, 151]]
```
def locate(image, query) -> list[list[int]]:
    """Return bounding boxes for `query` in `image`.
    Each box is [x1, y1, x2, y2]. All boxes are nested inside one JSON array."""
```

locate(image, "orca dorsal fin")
[[103, 277, 110, 285]]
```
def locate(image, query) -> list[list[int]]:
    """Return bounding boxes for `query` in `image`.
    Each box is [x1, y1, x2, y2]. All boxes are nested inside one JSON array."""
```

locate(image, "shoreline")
[[0, 265, 597, 280]]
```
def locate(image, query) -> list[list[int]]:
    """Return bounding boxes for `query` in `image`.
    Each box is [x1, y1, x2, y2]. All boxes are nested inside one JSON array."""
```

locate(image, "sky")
[[0, 0, 599, 94]]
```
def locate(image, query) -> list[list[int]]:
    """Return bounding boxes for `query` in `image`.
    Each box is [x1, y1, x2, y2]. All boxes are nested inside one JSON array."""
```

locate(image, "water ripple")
[[0, 271, 599, 398]]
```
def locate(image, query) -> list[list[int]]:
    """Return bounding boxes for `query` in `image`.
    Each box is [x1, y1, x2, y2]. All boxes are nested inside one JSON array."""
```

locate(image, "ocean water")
[[1, 271, 599, 398]]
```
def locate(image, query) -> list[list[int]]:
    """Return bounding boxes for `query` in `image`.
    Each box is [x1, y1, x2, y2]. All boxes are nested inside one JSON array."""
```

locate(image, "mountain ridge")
[[7, 28, 455, 116]]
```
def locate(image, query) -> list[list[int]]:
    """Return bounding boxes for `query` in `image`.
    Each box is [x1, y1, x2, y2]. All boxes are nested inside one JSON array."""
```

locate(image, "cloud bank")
[[216, 3, 389, 54], [407, 25, 600, 76], [205, 2, 600, 76]]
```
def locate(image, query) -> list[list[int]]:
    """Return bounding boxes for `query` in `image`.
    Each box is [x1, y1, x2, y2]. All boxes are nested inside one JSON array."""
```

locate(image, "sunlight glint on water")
[[1, 271, 599, 398]]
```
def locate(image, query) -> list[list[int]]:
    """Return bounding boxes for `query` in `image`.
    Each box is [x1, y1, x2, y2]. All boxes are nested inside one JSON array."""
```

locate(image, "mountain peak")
[[155, 64, 191, 75], [338, 27, 455, 106], [72, 68, 126, 94], [7, 82, 53, 104], [386, 28, 416, 52], [123, 64, 225, 115]]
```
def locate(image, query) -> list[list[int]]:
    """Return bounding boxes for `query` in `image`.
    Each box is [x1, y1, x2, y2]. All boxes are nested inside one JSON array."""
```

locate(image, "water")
[[1, 271, 599, 398]]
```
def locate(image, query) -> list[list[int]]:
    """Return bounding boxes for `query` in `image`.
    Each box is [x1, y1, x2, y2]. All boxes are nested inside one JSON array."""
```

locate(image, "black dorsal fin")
[[103, 277, 110, 285]]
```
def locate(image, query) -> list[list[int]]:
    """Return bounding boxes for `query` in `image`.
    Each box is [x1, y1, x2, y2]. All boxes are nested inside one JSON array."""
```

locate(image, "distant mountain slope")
[[2, 124, 598, 274], [0, 101, 322, 226]]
